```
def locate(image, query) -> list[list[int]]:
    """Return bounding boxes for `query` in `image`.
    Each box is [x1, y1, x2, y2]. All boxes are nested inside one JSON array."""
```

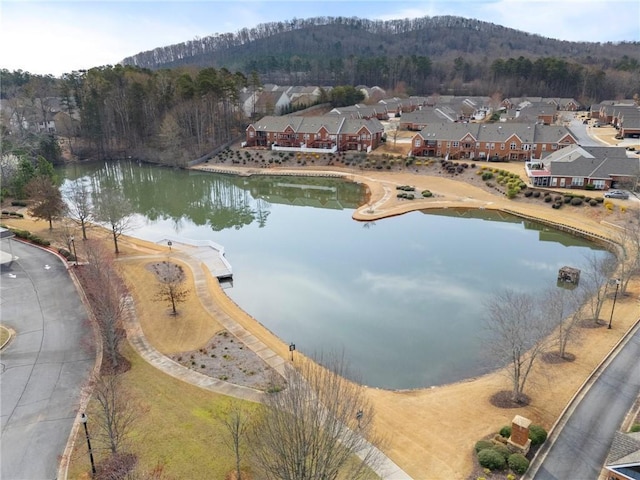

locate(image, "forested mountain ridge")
[[120, 15, 639, 100], [122, 15, 637, 70]]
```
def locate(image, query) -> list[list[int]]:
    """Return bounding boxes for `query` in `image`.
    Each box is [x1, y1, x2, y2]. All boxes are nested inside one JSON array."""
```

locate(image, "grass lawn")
[[67, 342, 260, 479], [118, 256, 224, 354]]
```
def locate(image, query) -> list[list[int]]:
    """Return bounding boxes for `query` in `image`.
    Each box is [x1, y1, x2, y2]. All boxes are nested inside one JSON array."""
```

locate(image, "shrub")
[[630, 424, 640, 433], [589, 199, 599, 206], [492, 443, 511, 460], [506, 189, 518, 199], [507, 474, 517, 480], [544, 195, 553, 203], [533, 191, 541, 198], [564, 196, 572, 204], [11, 200, 27, 207], [499, 425, 512, 438], [529, 425, 548, 446], [571, 197, 583, 206], [12, 229, 32, 239], [422, 190, 433, 198], [524, 190, 533, 197], [508, 453, 530, 474], [475, 440, 494, 453], [478, 448, 506, 470], [482, 172, 494, 181]]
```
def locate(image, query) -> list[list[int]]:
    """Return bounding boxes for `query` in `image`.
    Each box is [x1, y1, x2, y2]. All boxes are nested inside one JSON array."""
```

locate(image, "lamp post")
[[167, 240, 172, 252], [608, 278, 621, 329], [70, 236, 78, 266], [289, 342, 295, 362], [80, 413, 96, 477]]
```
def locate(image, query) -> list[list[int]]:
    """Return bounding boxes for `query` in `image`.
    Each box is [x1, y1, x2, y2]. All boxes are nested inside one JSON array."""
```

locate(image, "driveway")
[[0, 238, 95, 480]]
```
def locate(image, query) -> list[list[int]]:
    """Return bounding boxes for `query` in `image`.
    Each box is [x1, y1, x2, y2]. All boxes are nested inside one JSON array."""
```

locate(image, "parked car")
[[604, 190, 629, 199]]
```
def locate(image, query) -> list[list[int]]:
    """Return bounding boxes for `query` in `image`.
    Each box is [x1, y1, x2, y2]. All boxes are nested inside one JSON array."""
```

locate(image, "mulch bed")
[[542, 351, 576, 364], [168, 330, 285, 391], [489, 390, 531, 408]]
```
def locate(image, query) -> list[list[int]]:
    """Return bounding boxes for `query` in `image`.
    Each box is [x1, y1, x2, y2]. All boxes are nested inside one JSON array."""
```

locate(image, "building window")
[[592, 180, 605, 189], [551, 178, 557, 186], [447, 142, 451, 148], [552, 144, 557, 150], [510, 142, 517, 150], [452, 141, 459, 147], [572, 177, 584, 186], [249, 131, 255, 137], [542, 144, 547, 151], [414, 139, 421, 147], [500, 143, 505, 150], [523, 144, 531, 150]]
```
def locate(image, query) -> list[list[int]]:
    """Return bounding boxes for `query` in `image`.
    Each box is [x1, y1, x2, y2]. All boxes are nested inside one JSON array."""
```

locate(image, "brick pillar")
[[508, 415, 532, 454]]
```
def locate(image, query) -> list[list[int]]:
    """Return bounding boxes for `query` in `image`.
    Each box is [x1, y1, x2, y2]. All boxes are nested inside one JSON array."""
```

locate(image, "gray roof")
[[606, 431, 640, 466], [416, 123, 576, 144], [250, 115, 383, 135], [401, 108, 456, 124], [546, 145, 640, 178]]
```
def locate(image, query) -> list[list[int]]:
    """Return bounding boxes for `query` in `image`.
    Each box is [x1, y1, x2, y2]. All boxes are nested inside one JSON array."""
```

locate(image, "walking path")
[[118, 245, 413, 479]]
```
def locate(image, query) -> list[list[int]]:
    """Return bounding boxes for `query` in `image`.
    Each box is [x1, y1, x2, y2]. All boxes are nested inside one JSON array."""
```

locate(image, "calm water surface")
[[61, 161, 610, 389]]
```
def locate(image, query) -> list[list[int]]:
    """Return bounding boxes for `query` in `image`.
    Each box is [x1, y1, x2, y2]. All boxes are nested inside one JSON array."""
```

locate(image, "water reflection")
[[62, 161, 364, 232]]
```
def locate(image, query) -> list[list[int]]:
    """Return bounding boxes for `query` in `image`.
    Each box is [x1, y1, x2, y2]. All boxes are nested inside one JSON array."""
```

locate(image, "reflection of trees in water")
[[61, 161, 365, 231]]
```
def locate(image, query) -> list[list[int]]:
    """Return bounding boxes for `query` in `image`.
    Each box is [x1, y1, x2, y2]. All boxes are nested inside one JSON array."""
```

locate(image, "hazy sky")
[[1, 0, 639, 76]]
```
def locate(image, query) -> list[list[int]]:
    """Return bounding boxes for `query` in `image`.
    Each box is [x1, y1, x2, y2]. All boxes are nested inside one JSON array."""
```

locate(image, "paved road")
[[0, 238, 95, 480], [529, 320, 640, 479], [566, 117, 604, 147]]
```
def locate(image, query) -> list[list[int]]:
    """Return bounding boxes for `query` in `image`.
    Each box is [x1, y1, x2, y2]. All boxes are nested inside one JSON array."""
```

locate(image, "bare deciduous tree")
[[82, 240, 127, 371], [65, 178, 93, 240], [90, 374, 142, 456], [218, 400, 254, 480], [540, 286, 583, 359], [612, 212, 640, 295], [578, 252, 617, 324], [250, 352, 382, 480], [483, 289, 552, 403], [93, 186, 134, 254], [152, 261, 190, 315]]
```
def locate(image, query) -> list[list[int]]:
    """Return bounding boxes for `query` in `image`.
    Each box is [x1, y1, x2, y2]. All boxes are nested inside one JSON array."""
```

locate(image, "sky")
[[1, 0, 639, 77]]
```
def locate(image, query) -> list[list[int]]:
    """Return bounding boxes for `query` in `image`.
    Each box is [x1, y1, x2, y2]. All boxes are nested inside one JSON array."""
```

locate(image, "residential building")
[[603, 431, 640, 480], [411, 123, 577, 160], [525, 145, 640, 189], [245, 115, 384, 152]]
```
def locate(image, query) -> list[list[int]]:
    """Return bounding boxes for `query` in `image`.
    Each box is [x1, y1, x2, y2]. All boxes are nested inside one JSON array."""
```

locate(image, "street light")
[[70, 236, 78, 267], [289, 342, 295, 362], [608, 278, 621, 329], [80, 413, 96, 477], [167, 240, 172, 252]]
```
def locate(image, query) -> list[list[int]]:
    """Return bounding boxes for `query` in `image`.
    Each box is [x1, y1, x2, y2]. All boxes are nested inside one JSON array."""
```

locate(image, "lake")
[[60, 161, 610, 389]]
